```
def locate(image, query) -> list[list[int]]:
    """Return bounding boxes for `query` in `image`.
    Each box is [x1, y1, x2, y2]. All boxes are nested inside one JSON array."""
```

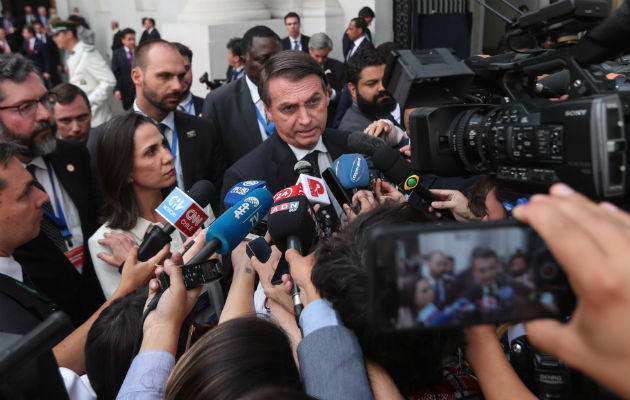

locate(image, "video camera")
[[383, 0, 630, 202], [199, 72, 226, 90]]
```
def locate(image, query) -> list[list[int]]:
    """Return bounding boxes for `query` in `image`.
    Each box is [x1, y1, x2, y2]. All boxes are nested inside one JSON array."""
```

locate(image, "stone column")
[[301, 0, 345, 60], [177, 0, 270, 24], [266, 0, 304, 19]]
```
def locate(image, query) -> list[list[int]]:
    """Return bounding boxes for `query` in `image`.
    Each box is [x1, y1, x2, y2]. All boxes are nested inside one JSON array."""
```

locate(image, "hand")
[[181, 228, 209, 264], [43, 72, 51, 80], [285, 249, 320, 307], [373, 178, 406, 205], [513, 183, 630, 399], [364, 119, 392, 138], [429, 189, 479, 222], [399, 144, 411, 161], [342, 190, 378, 223], [114, 90, 122, 102], [231, 240, 253, 276], [97, 232, 138, 267], [115, 243, 170, 296]]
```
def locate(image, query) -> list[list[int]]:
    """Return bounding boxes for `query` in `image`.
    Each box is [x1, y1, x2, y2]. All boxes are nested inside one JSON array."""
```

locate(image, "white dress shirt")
[[178, 92, 195, 115], [245, 75, 273, 142], [0, 256, 23, 282]]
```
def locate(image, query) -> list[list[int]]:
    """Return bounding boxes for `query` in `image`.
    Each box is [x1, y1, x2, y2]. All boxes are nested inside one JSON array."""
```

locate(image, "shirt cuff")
[[116, 350, 175, 400], [299, 298, 341, 337]]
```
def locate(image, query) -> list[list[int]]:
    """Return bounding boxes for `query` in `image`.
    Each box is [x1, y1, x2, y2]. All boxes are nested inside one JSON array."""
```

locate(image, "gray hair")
[[308, 32, 333, 51], [0, 54, 38, 103]]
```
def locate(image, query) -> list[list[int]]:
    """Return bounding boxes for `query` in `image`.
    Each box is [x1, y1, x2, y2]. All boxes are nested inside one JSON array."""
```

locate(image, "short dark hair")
[[284, 11, 300, 23], [164, 318, 302, 400], [471, 247, 498, 265], [132, 39, 176, 70], [121, 27, 135, 38], [358, 6, 375, 19], [51, 82, 90, 109], [22, 25, 35, 36], [0, 53, 39, 103], [171, 41, 192, 62], [0, 143, 19, 192], [259, 50, 326, 107], [241, 25, 280, 60], [145, 17, 155, 26], [141, 17, 148, 24], [226, 37, 243, 58], [96, 111, 162, 230], [346, 47, 385, 85], [351, 17, 368, 34], [85, 289, 146, 400]]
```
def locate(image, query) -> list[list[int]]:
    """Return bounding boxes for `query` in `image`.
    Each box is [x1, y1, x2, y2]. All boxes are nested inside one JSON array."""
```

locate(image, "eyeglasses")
[[0, 92, 58, 117]]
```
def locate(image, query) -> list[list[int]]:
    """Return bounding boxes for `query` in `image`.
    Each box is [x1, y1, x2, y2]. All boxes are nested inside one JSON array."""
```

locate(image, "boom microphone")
[[138, 180, 214, 262], [187, 188, 274, 264], [347, 131, 387, 156]]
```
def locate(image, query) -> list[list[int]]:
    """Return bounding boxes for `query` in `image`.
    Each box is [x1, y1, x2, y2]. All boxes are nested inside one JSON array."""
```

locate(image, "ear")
[[130, 66, 142, 87], [264, 102, 273, 123], [348, 82, 358, 104]]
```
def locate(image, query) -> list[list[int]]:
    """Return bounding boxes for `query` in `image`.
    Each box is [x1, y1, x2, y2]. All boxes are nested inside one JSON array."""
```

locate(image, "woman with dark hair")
[[164, 317, 303, 400]]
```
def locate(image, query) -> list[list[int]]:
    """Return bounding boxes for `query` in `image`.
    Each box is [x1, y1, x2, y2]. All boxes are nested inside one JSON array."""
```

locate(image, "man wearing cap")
[[51, 20, 115, 127]]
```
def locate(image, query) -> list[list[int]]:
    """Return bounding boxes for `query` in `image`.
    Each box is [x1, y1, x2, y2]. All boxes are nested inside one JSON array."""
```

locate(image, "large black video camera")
[[384, 0, 630, 202]]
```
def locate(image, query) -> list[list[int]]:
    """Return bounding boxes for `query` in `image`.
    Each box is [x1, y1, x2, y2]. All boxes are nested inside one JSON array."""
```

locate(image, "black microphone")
[[294, 159, 315, 176], [347, 131, 387, 155], [267, 195, 318, 324], [535, 70, 570, 98]]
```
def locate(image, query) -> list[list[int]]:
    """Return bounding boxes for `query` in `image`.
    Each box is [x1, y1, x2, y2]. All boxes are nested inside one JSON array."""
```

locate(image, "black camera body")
[[409, 93, 626, 199]]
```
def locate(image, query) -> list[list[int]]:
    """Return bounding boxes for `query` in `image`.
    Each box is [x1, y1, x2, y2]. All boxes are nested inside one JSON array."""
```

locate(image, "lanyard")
[[43, 160, 73, 245], [254, 105, 274, 137], [170, 123, 179, 161]]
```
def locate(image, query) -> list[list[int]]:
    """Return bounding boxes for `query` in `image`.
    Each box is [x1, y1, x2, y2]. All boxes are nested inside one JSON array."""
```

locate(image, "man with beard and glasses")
[[0, 53, 105, 327], [131, 39, 226, 212], [339, 47, 402, 135]]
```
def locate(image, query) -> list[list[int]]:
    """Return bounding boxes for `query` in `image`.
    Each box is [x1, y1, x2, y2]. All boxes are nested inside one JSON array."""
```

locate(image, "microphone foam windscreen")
[[347, 131, 387, 156], [187, 180, 215, 207], [371, 145, 413, 184], [294, 160, 314, 177], [333, 153, 370, 189], [224, 180, 268, 208], [267, 195, 316, 252], [206, 188, 273, 254], [246, 237, 272, 263]]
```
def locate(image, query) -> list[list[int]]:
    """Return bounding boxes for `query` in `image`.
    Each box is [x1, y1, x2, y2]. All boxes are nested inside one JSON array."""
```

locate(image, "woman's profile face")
[[414, 279, 435, 310], [128, 123, 176, 191]]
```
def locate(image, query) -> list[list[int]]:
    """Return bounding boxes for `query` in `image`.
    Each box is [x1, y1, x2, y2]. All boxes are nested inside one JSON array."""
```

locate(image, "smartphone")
[[366, 220, 575, 331]]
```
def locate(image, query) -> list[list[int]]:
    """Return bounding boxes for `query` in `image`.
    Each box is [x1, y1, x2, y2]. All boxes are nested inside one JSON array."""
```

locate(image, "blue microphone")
[[188, 188, 273, 264], [332, 153, 370, 190], [223, 180, 269, 209]]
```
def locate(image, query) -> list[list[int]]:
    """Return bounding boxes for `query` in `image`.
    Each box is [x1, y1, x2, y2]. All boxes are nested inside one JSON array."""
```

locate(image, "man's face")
[[0, 72, 57, 158], [265, 74, 329, 150], [52, 30, 72, 50], [0, 29, 6, 41], [25, 6, 32, 14], [180, 54, 193, 97], [364, 16, 374, 26], [351, 64, 397, 117], [244, 36, 280, 86], [122, 33, 135, 50], [21, 28, 32, 40], [346, 21, 362, 41], [309, 47, 330, 66], [38, 8, 46, 16], [132, 45, 185, 113], [54, 95, 91, 142], [33, 23, 44, 34], [428, 252, 448, 280], [0, 158, 49, 255], [144, 20, 153, 29], [285, 17, 300, 38], [473, 256, 499, 287]]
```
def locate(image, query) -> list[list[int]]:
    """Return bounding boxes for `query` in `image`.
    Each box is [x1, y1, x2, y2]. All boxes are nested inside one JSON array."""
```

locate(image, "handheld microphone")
[[273, 184, 305, 202], [223, 180, 269, 209], [294, 160, 314, 176], [187, 188, 274, 264], [332, 153, 371, 190], [138, 180, 214, 262], [267, 195, 318, 323]]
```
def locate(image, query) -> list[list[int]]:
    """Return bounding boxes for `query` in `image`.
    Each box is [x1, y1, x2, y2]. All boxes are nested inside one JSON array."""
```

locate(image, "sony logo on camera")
[[563, 109, 587, 117]]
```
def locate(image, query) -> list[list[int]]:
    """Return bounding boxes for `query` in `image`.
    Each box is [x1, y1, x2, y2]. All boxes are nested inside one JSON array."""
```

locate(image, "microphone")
[[535, 70, 570, 98], [273, 184, 305, 202], [138, 180, 214, 262], [294, 160, 314, 176], [347, 131, 387, 155], [187, 187, 274, 265], [321, 167, 357, 214], [371, 145, 455, 220], [332, 153, 371, 190], [223, 180, 269, 209], [267, 195, 318, 323]]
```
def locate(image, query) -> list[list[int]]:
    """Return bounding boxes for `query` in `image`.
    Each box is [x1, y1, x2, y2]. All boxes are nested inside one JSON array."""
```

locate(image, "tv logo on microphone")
[[156, 187, 209, 237], [296, 175, 330, 206], [270, 201, 300, 214]]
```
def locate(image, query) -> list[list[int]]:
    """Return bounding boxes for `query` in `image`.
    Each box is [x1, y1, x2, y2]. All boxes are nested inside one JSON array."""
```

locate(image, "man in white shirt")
[[343, 17, 374, 62], [281, 12, 309, 53]]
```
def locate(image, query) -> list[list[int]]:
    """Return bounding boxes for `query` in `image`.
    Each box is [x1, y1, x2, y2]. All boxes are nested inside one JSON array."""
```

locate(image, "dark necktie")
[[302, 150, 320, 177], [26, 164, 68, 253], [127, 48, 133, 64], [157, 123, 172, 151], [346, 44, 355, 61]]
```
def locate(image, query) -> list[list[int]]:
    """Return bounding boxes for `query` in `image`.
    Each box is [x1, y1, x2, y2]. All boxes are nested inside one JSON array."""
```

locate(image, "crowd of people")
[[0, 3, 628, 400]]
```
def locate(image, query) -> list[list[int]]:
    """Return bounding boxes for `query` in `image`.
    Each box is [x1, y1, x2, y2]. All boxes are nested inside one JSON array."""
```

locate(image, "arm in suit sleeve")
[[85, 51, 116, 111], [110, 52, 122, 92]]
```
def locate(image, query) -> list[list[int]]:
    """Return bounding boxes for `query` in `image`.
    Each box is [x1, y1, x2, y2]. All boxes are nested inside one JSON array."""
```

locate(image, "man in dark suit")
[[281, 12, 309, 52], [225, 37, 245, 83], [221, 51, 351, 202], [202, 26, 281, 167], [111, 20, 124, 51], [139, 17, 160, 44], [132, 40, 226, 211], [0, 10, 19, 52], [32, 20, 62, 87], [308, 32, 346, 127], [20, 25, 49, 81], [342, 7, 374, 58], [343, 17, 374, 62], [0, 54, 105, 326], [111, 28, 136, 110], [172, 42, 204, 117]]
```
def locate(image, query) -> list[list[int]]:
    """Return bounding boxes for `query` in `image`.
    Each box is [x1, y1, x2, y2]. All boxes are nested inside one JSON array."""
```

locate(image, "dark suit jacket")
[[281, 35, 310, 52], [139, 28, 160, 44], [192, 94, 204, 117], [344, 36, 374, 61], [323, 57, 346, 127], [221, 129, 351, 202], [40, 35, 62, 86], [13, 140, 105, 327], [201, 76, 262, 166], [20, 38, 49, 75], [111, 30, 124, 51], [172, 110, 228, 212], [111, 47, 135, 110], [342, 29, 372, 59]]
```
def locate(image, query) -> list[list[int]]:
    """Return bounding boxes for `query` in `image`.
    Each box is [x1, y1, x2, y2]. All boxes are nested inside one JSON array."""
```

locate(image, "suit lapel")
[[46, 141, 81, 212], [173, 111, 194, 189], [270, 134, 298, 193], [238, 78, 263, 149]]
